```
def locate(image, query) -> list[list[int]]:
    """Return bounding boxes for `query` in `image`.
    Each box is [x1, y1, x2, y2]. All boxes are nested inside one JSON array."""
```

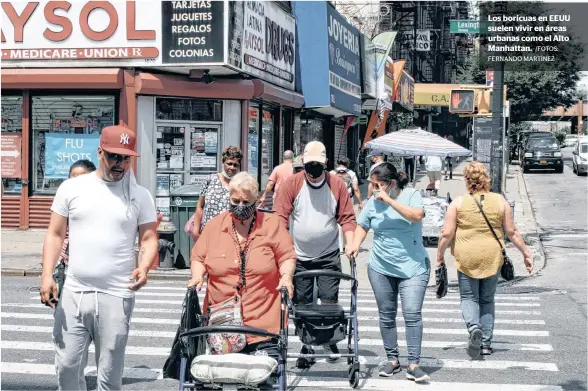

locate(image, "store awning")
[[414, 83, 506, 107], [1, 68, 124, 89], [135, 72, 257, 100], [252, 79, 305, 108]]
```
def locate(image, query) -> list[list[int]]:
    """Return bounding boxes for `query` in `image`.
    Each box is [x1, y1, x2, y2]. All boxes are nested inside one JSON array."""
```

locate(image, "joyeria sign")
[[1, 1, 161, 65]]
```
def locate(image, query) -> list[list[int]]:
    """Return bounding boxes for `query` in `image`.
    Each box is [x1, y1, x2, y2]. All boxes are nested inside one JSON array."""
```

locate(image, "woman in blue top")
[[347, 162, 430, 382]]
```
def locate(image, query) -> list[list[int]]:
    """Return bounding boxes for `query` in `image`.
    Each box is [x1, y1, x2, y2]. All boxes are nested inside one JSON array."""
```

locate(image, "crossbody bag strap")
[[470, 193, 505, 253]]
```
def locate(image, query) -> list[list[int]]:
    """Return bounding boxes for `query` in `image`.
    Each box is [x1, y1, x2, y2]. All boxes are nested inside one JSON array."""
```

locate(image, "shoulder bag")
[[205, 214, 256, 354], [470, 194, 515, 281]]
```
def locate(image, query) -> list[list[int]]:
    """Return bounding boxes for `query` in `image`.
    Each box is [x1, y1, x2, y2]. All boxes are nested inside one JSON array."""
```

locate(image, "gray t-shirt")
[[51, 172, 157, 298], [289, 179, 340, 261]]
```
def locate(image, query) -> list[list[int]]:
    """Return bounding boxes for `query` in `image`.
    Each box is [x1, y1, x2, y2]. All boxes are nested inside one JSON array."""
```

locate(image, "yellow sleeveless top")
[[454, 192, 504, 279]]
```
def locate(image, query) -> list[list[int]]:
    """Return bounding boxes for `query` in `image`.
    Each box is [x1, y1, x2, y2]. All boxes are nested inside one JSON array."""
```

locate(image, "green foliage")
[[554, 129, 567, 146], [456, 2, 584, 123]]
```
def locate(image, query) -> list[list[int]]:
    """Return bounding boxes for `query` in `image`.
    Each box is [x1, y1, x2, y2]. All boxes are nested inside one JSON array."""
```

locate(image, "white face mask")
[[221, 170, 232, 179]]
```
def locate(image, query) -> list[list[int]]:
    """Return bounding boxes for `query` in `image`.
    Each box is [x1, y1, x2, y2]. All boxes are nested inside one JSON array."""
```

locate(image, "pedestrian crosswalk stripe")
[[2, 325, 177, 338], [0, 363, 563, 390], [3, 303, 184, 314], [1, 312, 179, 325], [16, 303, 546, 316], [0, 305, 547, 325], [101, 293, 540, 307], [285, 325, 549, 337], [1, 342, 558, 371], [127, 290, 542, 301], [0, 326, 553, 352], [0, 314, 548, 337], [291, 376, 563, 390], [29, 296, 541, 309]]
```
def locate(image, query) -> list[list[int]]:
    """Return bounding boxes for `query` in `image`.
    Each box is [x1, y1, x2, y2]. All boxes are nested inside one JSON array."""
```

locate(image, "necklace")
[[230, 213, 256, 292]]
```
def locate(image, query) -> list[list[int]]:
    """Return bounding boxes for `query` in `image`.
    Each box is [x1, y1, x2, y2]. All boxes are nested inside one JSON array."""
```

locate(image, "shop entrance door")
[[154, 122, 221, 214]]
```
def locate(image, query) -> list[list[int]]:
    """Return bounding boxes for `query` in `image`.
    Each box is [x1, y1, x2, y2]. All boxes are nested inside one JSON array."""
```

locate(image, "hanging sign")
[[416, 29, 430, 51]]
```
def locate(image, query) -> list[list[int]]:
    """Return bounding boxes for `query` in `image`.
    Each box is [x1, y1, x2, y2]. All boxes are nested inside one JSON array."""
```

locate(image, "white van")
[[572, 136, 588, 176]]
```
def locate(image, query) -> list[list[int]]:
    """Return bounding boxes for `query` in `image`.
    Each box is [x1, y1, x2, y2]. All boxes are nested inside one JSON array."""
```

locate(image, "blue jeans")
[[458, 271, 499, 346], [368, 266, 429, 364]]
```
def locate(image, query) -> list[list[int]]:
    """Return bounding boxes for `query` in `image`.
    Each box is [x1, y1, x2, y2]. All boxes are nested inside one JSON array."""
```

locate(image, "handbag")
[[470, 194, 515, 281], [435, 263, 448, 298], [204, 214, 256, 355]]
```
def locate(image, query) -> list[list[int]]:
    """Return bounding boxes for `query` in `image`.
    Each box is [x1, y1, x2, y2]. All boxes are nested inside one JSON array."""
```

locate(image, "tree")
[[456, 2, 584, 124], [333, 1, 382, 39]]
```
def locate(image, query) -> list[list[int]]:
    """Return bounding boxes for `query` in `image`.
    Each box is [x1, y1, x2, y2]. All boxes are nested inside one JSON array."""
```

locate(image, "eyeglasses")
[[225, 162, 241, 168], [104, 151, 131, 163]]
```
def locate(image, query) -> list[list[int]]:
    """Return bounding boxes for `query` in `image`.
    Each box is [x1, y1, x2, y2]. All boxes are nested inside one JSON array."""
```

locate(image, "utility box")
[[169, 184, 201, 268]]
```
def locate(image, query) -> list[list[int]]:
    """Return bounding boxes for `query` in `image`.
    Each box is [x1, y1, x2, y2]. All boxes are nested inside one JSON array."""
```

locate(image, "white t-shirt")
[[51, 172, 157, 298], [330, 167, 358, 185], [425, 156, 443, 172]]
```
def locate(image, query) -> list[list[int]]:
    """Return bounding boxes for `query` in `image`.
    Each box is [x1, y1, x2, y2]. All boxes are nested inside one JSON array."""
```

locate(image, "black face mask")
[[230, 203, 256, 221], [304, 162, 325, 179]]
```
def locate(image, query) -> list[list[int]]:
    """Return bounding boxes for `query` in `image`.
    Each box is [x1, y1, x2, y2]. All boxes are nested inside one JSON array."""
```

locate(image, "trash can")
[[169, 184, 201, 269]]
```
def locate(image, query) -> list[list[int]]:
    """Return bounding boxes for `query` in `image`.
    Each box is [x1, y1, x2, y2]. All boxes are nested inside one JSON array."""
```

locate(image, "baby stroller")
[[176, 288, 290, 391], [288, 255, 360, 388]]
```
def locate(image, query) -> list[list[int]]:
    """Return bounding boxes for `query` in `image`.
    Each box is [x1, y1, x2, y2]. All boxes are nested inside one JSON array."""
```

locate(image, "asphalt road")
[[501, 147, 587, 391]]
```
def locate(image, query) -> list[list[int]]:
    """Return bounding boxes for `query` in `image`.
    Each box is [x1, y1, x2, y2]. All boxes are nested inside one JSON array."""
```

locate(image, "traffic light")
[[449, 89, 475, 114]]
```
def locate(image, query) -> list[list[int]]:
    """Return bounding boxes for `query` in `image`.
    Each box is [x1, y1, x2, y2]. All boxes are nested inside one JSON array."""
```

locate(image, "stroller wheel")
[[348, 366, 360, 388]]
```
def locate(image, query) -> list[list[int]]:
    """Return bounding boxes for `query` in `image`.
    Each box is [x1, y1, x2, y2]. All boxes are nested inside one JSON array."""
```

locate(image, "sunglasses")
[[104, 151, 131, 163], [225, 162, 241, 168]]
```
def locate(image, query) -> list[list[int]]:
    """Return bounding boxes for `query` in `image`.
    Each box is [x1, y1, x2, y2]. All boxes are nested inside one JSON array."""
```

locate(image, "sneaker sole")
[[378, 367, 401, 377], [406, 373, 431, 382], [468, 329, 483, 358]]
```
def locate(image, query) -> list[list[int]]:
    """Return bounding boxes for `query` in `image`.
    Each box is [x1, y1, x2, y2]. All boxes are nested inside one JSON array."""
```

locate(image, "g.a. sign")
[[416, 29, 430, 52]]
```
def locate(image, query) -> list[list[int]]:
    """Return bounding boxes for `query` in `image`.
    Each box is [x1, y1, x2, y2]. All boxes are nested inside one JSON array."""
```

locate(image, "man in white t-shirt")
[[40, 125, 158, 390], [425, 155, 443, 191]]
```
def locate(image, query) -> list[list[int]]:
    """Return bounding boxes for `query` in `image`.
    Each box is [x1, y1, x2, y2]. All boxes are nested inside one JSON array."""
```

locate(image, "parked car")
[[516, 131, 550, 164], [565, 134, 579, 148], [521, 134, 564, 173], [572, 136, 588, 176]]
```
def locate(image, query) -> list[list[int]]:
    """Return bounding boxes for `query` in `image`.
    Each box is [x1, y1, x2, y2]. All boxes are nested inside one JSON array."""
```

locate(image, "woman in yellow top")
[[436, 162, 533, 358]]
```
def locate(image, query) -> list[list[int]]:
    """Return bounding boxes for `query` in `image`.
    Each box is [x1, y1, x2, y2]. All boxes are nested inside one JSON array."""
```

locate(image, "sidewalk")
[[1, 162, 544, 286]]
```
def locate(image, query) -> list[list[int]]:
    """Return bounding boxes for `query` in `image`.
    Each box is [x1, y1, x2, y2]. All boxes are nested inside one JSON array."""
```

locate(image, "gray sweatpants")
[[53, 287, 135, 391]]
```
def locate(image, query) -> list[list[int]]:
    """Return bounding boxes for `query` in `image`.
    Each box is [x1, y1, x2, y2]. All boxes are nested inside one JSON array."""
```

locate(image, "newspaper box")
[[422, 192, 451, 246]]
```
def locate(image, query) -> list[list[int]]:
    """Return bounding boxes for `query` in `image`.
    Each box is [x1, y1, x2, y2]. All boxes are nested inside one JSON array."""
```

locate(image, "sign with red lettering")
[[1, 132, 22, 178], [1, 1, 161, 66]]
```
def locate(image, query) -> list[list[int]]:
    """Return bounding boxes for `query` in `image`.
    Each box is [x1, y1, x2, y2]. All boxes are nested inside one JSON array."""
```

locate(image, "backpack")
[[334, 169, 353, 197]]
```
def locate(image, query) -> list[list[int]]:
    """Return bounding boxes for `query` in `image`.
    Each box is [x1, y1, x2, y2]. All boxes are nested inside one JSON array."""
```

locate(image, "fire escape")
[[379, 1, 471, 84]]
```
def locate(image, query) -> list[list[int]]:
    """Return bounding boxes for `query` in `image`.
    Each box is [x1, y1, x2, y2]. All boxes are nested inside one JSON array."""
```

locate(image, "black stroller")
[[288, 255, 360, 388], [173, 288, 290, 391]]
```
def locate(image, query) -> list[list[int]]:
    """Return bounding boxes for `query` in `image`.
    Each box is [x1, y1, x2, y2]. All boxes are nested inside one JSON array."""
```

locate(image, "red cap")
[[100, 125, 140, 157]]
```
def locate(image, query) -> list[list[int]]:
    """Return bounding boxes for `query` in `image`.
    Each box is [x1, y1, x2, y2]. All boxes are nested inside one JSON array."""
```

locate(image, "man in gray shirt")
[[274, 141, 356, 368]]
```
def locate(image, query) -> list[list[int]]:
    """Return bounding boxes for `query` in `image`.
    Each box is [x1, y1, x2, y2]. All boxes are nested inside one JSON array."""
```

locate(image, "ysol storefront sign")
[[228, 2, 295, 90], [416, 29, 430, 52], [1, 1, 161, 66], [1, 0, 229, 67]]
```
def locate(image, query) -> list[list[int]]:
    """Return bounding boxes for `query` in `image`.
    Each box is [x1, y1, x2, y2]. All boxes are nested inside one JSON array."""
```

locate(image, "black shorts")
[[294, 250, 342, 304]]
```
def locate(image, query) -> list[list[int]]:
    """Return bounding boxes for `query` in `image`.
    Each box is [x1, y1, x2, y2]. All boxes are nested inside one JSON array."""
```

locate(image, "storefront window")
[[154, 123, 220, 215], [261, 109, 275, 189], [155, 98, 223, 122], [32, 95, 116, 194], [248, 103, 276, 189], [1, 95, 23, 194], [247, 104, 260, 178]]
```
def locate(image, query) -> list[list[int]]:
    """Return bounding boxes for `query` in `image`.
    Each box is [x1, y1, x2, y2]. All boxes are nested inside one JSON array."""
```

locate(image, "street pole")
[[490, 2, 506, 194], [490, 61, 505, 194]]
